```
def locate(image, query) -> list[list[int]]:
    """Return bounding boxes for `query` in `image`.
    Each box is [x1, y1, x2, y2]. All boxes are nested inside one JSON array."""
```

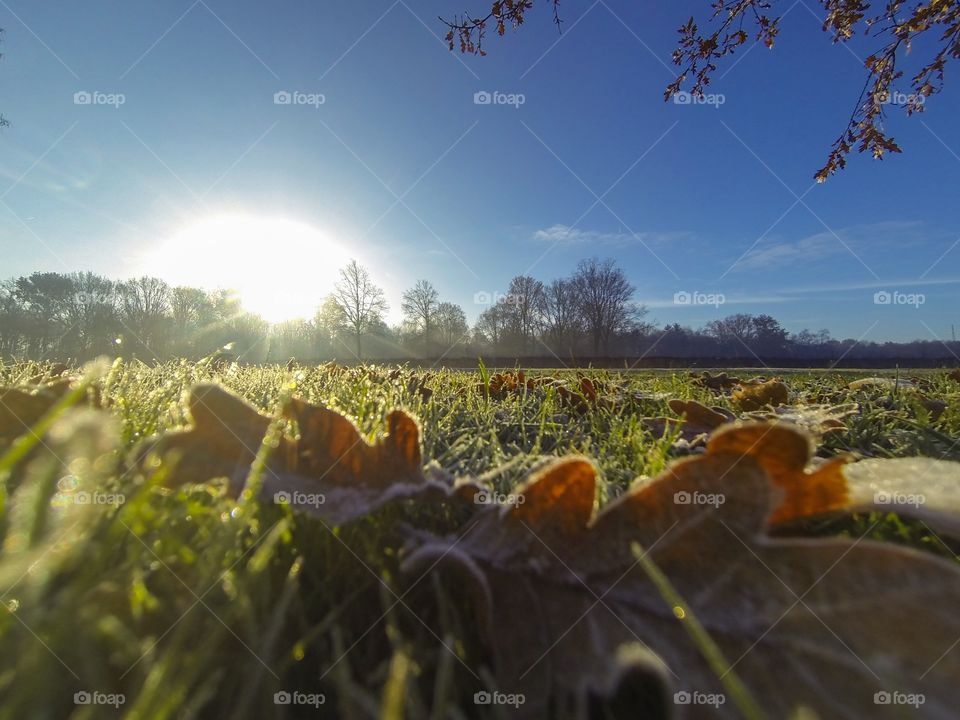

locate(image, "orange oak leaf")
[[642, 400, 734, 444], [136, 384, 476, 524], [403, 423, 960, 719], [730, 377, 789, 411]]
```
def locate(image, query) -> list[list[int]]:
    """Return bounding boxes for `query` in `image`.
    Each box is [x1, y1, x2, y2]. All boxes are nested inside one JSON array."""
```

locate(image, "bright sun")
[[144, 215, 352, 323]]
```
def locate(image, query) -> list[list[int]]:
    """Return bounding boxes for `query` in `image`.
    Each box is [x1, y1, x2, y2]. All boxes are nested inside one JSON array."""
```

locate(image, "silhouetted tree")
[[571, 258, 642, 355], [333, 259, 388, 359], [119, 276, 170, 357], [1, 268, 954, 365], [436, 301, 469, 351], [474, 301, 509, 353], [543, 277, 583, 356], [502, 275, 546, 354], [401, 280, 440, 354], [314, 295, 349, 356]]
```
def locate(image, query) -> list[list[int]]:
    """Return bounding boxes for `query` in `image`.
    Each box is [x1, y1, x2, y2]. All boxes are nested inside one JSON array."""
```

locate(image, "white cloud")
[[731, 221, 925, 272], [640, 294, 793, 309], [532, 224, 690, 246], [734, 232, 841, 270]]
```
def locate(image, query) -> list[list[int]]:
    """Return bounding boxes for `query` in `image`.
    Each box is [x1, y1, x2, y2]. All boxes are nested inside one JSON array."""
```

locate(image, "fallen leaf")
[[642, 400, 734, 445], [136, 384, 476, 523], [556, 377, 611, 413], [403, 423, 960, 718], [844, 457, 960, 537], [849, 377, 915, 391], [741, 402, 859, 437], [25, 362, 71, 384], [406, 374, 433, 402], [706, 422, 851, 525], [730, 378, 789, 411], [480, 371, 542, 399], [134, 383, 271, 494], [0, 379, 96, 450], [692, 371, 738, 392], [919, 396, 948, 421]]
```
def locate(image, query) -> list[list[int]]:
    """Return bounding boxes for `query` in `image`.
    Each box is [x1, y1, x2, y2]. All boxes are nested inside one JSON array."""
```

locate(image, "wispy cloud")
[[786, 275, 960, 294], [532, 224, 690, 247], [640, 293, 794, 309], [731, 220, 925, 272]]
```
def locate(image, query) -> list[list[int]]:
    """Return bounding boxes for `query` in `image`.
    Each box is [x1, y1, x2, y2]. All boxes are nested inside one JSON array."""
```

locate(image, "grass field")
[[0, 360, 958, 719]]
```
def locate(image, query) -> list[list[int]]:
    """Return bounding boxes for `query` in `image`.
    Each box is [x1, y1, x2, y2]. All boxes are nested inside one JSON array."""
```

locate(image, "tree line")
[[1, 259, 956, 364]]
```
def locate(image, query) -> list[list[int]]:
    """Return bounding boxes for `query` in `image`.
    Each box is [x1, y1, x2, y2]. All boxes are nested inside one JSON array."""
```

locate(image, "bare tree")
[[401, 279, 440, 354], [543, 277, 583, 356], [474, 301, 508, 352], [65, 272, 118, 356], [571, 258, 640, 355], [705, 314, 755, 345], [314, 295, 349, 357], [436, 301, 469, 350], [119, 276, 170, 355], [707, 313, 788, 356], [503, 275, 546, 354], [334, 260, 388, 359]]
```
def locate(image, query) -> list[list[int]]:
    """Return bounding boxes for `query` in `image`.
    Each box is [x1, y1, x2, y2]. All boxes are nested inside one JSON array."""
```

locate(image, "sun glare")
[[143, 215, 352, 323]]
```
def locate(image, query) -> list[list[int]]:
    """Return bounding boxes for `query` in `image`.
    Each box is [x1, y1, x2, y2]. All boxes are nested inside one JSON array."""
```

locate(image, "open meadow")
[[1, 360, 959, 718]]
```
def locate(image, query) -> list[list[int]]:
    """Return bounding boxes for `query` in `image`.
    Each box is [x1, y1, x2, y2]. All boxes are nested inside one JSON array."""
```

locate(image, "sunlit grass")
[[0, 361, 956, 718]]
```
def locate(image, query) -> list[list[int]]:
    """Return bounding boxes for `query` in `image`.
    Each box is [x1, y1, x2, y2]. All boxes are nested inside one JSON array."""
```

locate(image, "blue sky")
[[1, 0, 958, 340]]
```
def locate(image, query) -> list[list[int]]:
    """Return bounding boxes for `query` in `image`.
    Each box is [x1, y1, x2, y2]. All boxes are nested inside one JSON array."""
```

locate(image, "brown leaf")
[[136, 384, 475, 524], [134, 383, 271, 494], [281, 398, 422, 487], [741, 402, 859, 437], [730, 377, 789, 411], [555, 377, 614, 414], [919, 396, 948, 421], [480, 371, 540, 399], [25, 362, 71, 384], [642, 400, 734, 445], [706, 422, 851, 525], [0, 379, 95, 450], [403, 423, 960, 718], [668, 399, 732, 430], [692, 371, 738, 392]]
